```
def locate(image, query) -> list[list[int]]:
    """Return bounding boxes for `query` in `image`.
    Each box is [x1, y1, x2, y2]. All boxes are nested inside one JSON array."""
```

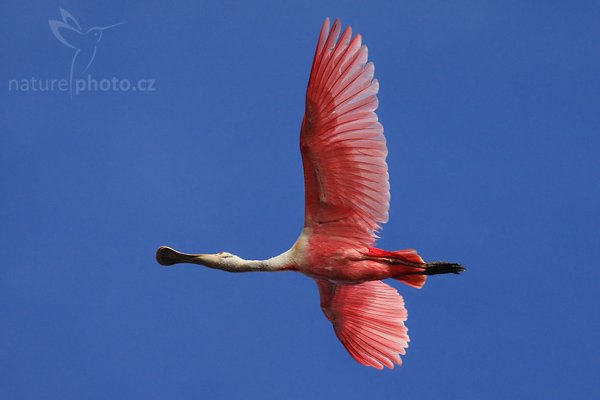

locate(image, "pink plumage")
[[317, 280, 409, 369], [298, 18, 459, 368], [301, 18, 388, 248], [300, 19, 404, 366], [156, 18, 464, 370]]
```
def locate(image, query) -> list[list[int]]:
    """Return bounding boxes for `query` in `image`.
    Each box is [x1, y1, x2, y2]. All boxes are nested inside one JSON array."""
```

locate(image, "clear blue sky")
[[1, 1, 599, 399]]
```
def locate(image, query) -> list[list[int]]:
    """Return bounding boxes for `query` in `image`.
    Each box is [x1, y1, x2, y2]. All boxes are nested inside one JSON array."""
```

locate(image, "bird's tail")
[[364, 248, 464, 289]]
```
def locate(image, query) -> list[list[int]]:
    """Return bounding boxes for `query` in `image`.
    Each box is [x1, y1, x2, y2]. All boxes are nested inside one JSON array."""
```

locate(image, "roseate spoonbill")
[[156, 18, 464, 369]]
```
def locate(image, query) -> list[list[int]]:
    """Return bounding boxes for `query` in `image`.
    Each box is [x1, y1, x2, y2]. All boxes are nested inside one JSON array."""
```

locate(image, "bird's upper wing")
[[300, 18, 389, 247], [317, 279, 409, 369]]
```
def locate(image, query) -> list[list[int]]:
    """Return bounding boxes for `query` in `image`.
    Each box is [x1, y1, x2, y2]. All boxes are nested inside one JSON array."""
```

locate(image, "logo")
[[49, 8, 123, 94], [7, 8, 156, 96]]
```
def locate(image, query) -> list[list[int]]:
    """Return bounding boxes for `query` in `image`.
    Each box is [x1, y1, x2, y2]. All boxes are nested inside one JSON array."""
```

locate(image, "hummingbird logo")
[[48, 8, 123, 95]]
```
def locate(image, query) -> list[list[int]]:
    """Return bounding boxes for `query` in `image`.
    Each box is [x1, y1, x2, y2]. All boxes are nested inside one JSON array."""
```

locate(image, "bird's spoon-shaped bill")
[[156, 246, 216, 267]]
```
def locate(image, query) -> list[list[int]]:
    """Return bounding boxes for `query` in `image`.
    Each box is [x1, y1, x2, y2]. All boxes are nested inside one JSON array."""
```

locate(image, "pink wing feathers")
[[317, 280, 409, 369], [300, 18, 389, 247], [302, 19, 411, 369]]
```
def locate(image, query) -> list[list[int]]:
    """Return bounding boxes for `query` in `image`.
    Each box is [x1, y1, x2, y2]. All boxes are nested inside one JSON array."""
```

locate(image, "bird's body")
[[291, 229, 422, 284], [157, 18, 464, 370]]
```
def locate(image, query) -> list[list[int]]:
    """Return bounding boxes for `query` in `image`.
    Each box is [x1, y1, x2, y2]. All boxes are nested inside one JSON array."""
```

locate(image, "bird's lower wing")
[[316, 279, 409, 369]]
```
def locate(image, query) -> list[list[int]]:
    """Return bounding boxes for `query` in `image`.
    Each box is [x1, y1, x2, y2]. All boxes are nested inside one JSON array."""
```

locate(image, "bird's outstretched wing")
[[317, 279, 409, 369], [300, 18, 389, 247]]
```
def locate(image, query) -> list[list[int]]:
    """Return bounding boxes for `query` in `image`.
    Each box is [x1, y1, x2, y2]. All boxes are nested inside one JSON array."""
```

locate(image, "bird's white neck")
[[156, 246, 296, 273], [214, 257, 279, 273]]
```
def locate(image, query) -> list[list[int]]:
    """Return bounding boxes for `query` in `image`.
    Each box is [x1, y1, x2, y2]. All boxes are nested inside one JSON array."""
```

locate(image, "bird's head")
[[156, 246, 243, 269], [86, 22, 123, 43], [87, 28, 103, 42]]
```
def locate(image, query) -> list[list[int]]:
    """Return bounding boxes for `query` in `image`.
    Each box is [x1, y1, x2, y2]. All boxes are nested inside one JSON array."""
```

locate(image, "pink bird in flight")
[[157, 18, 464, 369]]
